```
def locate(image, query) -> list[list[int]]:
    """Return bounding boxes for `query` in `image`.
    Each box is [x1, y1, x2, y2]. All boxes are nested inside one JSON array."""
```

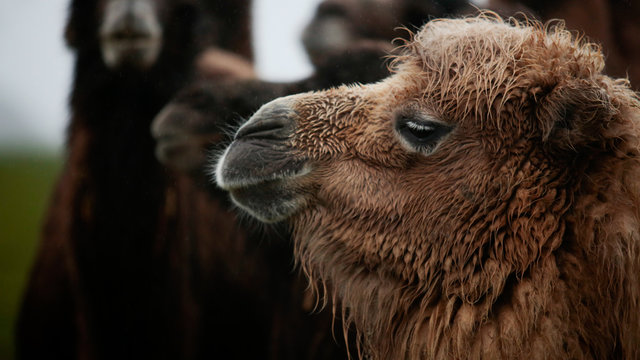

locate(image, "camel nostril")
[[235, 101, 296, 141]]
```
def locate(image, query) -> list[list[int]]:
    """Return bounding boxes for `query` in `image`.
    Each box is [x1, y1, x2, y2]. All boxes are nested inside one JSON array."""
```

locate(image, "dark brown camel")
[[13, 0, 285, 359], [18, 0, 360, 358]]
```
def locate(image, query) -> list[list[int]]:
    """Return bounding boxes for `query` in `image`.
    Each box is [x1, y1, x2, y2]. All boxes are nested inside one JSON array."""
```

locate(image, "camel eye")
[[395, 116, 452, 154]]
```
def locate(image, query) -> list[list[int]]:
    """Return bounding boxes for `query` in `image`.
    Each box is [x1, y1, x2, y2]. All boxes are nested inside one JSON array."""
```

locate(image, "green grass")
[[0, 152, 62, 360]]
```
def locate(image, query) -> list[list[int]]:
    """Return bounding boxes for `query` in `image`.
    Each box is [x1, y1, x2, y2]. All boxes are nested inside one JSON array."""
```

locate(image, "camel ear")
[[536, 78, 616, 152], [64, 1, 94, 50], [64, 10, 79, 49]]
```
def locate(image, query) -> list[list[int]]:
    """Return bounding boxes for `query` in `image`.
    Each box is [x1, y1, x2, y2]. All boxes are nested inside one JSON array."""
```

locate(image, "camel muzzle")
[[215, 97, 311, 223], [99, 0, 163, 70]]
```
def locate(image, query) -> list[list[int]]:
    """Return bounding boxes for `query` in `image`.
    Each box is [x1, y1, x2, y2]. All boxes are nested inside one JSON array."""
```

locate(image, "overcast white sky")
[[0, 0, 486, 150], [0, 0, 74, 149]]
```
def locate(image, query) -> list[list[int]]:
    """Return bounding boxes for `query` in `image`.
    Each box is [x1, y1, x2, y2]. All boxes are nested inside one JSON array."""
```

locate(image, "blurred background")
[[0, 0, 326, 358]]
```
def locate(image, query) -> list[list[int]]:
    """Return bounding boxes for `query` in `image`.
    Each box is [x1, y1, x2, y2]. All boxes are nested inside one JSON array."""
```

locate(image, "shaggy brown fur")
[[489, 0, 640, 90], [217, 15, 640, 359]]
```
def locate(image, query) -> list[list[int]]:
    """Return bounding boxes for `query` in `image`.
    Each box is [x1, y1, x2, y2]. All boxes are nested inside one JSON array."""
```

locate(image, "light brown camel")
[[216, 15, 640, 359]]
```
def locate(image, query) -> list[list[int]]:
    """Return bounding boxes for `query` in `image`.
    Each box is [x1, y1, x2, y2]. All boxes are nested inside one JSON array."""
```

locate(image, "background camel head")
[[97, 0, 165, 69], [217, 16, 640, 358], [65, 0, 251, 71], [302, 0, 473, 68]]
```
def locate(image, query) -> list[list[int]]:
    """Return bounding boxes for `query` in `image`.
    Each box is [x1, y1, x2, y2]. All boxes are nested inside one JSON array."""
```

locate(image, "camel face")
[[218, 16, 613, 245], [302, 0, 402, 62], [217, 16, 640, 359], [99, 0, 165, 69], [216, 96, 311, 222]]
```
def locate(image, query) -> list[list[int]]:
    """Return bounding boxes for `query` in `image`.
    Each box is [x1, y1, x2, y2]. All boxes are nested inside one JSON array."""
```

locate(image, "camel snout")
[[99, 0, 163, 70], [152, 103, 223, 173], [235, 98, 297, 142], [214, 97, 311, 222]]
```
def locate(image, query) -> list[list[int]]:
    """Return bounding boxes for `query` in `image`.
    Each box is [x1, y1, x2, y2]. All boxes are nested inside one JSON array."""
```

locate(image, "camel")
[[15, 0, 297, 359], [19, 0, 360, 357], [216, 15, 640, 359]]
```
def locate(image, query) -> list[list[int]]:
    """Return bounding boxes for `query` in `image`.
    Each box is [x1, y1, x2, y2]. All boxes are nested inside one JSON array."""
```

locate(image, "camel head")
[[64, 0, 206, 71], [302, 0, 473, 68], [98, 0, 166, 69], [216, 15, 640, 359]]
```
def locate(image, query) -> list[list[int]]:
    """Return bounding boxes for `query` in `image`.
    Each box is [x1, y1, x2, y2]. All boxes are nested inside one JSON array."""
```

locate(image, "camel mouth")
[[152, 104, 221, 140], [154, 133, 220, 173], [101, 35, 161, 49], [215, 140, 311, 222], [226, 179, 308, 223], [100, 35, 162, 69]]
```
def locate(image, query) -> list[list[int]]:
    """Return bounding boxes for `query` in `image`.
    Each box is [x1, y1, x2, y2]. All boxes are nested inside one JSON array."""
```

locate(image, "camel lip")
[[216, 152, 312, 191], [151, 103, 219, 140], [102, 30, 158, 41], [221, 166, 311, 191], [154, 133, 220, 171], [215, 139, 310, 192], [100, 36, 161, 49], [154, 132, 221, 148], [226, 178, 307, 223], [100, 37, 162, 69], [100, 25, 162, 44]]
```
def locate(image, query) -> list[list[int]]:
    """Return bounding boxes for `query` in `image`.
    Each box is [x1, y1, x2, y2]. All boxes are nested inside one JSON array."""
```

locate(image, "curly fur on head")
[[223, 14, 640, 359]]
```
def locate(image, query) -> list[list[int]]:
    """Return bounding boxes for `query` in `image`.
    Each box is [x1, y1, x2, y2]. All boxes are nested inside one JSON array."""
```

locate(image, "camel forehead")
[[417, 18, 527, 46], [408, 17, 603, 76], [413, 18, 530, 61]]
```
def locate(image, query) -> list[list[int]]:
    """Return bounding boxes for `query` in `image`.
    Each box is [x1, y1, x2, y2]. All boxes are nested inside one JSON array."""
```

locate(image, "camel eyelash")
[[405, 121, 434, 132], [394, 115, 452, 154]]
